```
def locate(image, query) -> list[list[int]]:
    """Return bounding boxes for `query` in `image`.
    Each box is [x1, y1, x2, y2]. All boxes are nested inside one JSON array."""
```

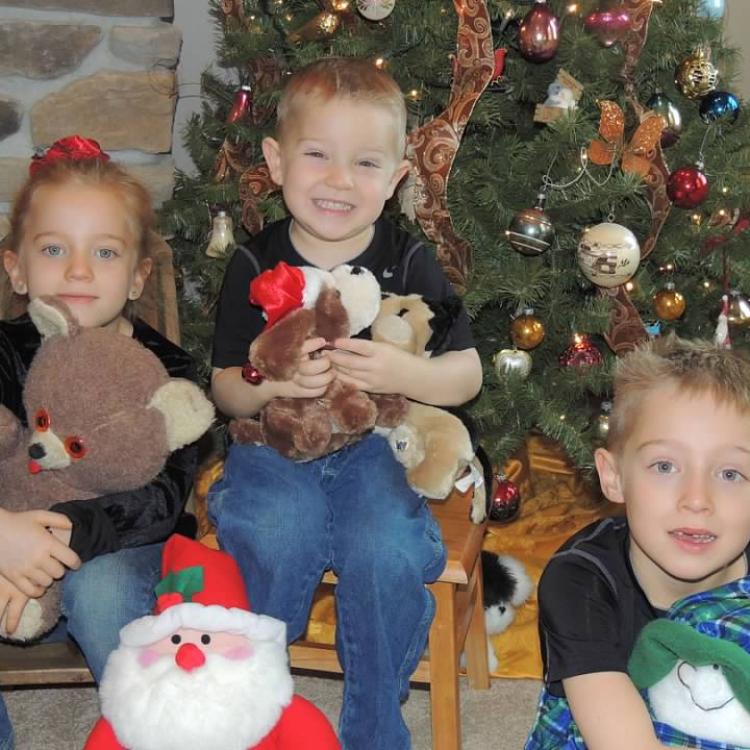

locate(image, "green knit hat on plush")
[[628, 578, 750, 713]]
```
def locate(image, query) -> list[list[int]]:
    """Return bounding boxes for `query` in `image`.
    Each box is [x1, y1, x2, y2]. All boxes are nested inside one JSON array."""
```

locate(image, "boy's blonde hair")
[[608, 334, 750, 450], [276, 56, 407, 156]]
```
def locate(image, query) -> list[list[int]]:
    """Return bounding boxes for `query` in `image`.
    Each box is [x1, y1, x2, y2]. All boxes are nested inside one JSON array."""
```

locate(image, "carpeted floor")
[[3, 673, 541, 749]]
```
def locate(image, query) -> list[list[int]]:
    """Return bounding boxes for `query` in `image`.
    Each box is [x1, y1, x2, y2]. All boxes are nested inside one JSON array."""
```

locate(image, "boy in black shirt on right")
[[525, 335, 750, 750]]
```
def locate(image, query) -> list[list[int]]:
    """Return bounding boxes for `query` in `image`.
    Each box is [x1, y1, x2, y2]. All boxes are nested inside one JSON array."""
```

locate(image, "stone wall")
[[0, 0, 181, 235]]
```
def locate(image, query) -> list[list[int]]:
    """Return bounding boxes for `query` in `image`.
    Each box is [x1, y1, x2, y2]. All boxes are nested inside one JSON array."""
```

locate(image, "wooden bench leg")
[[463, 559, 490, 690], [428, 580, 461, 750]]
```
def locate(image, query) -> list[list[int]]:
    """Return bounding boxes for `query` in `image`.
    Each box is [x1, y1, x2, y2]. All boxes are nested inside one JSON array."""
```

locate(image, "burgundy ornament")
[[518, 1, 560, 63], [241, 361, 264, 385], [227, 84, 253, 125], [559, 334, 604, 369], [584, 6, 631, 48], [489, 474, 521, 523], [667, 166, 710, 209]]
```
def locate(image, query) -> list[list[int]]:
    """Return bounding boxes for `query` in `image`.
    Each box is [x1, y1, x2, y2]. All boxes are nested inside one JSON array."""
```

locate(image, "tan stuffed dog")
[[0, 297, 215, 642], [371, 294, 475, 501]]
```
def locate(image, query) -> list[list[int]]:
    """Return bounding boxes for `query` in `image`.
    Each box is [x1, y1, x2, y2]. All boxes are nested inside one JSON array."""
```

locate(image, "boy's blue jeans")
[[208, 434, 447, 750], [0, 543, 162, 749]]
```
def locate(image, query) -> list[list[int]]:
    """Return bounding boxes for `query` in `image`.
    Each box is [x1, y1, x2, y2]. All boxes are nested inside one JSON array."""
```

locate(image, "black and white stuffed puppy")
[[481, 551, 534, 673]]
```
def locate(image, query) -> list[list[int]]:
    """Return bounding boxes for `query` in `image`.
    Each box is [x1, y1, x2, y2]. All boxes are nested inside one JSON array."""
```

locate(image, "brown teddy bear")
[[371, 293, 476, 501], [0, 297, 215, 642], [229, 263, 408, 460]]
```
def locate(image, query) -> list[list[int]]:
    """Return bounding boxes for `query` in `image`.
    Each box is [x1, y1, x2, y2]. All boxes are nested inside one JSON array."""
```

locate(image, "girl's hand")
[[328, 339, 412, 394], [0, 508, 81, 597], [0, 573, 29, 636], [278, 337, 336, 399]]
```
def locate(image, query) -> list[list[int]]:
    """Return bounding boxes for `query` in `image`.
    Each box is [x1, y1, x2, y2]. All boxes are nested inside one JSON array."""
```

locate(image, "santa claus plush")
[[84, 534, 340, 750]]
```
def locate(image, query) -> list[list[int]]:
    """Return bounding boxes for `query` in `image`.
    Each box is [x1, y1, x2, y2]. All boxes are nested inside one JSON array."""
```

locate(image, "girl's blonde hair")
[[2, 155, 156, 320], [608, 334, 750, 450], [276, 56, 408, 156], [6, 157, 156, 262]]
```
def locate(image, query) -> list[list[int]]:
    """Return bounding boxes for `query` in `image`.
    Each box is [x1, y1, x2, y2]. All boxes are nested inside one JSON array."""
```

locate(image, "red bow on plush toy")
[[249, 261, 335, 330], [29, 135, 110, 176]]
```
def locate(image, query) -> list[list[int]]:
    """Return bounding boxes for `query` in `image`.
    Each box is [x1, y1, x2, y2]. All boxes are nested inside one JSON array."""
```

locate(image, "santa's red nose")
[[175, 642, 206, 672]]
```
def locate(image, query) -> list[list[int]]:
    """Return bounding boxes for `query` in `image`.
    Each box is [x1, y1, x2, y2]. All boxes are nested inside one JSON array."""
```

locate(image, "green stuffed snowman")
[[629, 578, 750, 749]]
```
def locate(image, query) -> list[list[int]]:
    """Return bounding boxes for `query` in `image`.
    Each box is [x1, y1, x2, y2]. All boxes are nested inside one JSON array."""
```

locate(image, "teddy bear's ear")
[[28, 296, 80, 340], [148, 379, 215, 451]]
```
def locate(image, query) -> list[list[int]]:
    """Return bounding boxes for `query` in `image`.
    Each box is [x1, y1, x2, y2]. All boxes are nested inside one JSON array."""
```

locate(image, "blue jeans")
[[208, 434, 446, 750], [0, 543, 163, 749]]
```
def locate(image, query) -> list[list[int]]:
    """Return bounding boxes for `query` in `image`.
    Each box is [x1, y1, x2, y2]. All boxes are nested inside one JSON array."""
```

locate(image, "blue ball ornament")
[[698, 0, 725, 19], [699, 90, 740, 124]]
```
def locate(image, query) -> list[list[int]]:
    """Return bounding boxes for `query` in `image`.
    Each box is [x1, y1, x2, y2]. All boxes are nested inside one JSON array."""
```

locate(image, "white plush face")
[[649, 660, 750, 745], [99, 627, 294, 750]]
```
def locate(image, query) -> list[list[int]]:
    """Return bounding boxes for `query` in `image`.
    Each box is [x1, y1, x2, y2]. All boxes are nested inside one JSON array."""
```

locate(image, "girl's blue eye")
[[653, 461, 674, 474], [95, 248, 116, 260], [721, 468, 745, 482], [305, 150, 325, 158], [42, 245, 63, 257], [359, 160, 380, 168]]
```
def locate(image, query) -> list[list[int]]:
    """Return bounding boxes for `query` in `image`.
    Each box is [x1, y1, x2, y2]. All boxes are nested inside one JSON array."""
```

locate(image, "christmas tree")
[[162, 0, 750, 472]]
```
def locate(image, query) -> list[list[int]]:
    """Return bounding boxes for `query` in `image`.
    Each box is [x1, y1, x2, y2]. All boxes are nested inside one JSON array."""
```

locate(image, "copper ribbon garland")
[[602, 0, 672, 354], [405, 0, 494, 291]]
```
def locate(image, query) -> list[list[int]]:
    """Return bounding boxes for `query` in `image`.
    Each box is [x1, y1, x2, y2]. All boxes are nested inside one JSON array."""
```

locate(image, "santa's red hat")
[[119, 535, 286, 648], [249, 261, 334, 328]]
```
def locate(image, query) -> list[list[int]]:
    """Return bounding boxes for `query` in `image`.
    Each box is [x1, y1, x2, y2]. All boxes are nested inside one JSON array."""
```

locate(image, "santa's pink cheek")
[[222, 644, 254, 661], [138, 648, 161, 668]]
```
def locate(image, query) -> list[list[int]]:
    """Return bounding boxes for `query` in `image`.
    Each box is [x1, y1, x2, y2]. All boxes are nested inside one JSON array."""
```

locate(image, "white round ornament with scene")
[[577, 222, 641, 288], [356, 0, 396, 21]]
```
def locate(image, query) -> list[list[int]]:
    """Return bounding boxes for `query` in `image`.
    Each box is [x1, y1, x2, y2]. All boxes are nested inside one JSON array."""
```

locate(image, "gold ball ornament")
[[653, 282, 686, 321], [675, 48, 719, 100], [493, 348, 533, 380], [577, 223, 641, 288], [595, 401, 612, 442], [727, 290, 750, 328], [510, 310, 545, 350]]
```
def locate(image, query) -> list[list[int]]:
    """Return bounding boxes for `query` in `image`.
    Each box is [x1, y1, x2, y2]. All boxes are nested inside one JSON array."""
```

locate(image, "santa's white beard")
[[98, 640, 295, 750]]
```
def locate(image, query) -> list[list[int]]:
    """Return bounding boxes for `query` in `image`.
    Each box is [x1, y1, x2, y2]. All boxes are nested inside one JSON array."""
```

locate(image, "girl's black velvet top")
[[0, 314, 199, 562]]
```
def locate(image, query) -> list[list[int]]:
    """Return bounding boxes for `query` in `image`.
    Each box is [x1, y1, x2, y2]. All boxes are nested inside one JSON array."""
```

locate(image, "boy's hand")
[[328, 338, 411, 394], [278, 337, 336, 399], [0, 508, 80, 597], [0, 572, 30, 636]]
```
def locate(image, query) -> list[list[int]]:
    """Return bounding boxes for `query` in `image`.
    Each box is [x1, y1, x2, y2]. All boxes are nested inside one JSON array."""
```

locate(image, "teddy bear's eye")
[[34, 409, 50, 431], [171, 634, 181, 645], [64, 436, 87, 459], [201, 634, 211, 645], [398, 308, 409, 317]]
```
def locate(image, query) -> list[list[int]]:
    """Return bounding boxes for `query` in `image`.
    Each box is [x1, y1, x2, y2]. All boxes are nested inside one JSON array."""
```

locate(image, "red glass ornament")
[[492, 48, 507, 79], [241, 361, 264, 385], [227, 84, 253, 125], [559, 334, 604, 369], [667, 166, 710, 209], [489, 474, 521, 523], [584, 7, 631, 48], [518, 1, 560, 63]]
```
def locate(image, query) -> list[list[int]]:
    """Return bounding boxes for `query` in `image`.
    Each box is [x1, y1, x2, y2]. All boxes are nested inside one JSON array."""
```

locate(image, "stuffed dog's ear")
[[425, 295, 462, 354]]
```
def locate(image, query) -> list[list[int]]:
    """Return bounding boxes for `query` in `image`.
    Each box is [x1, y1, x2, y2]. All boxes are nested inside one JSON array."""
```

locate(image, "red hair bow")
[[30, 135, 110, 176]]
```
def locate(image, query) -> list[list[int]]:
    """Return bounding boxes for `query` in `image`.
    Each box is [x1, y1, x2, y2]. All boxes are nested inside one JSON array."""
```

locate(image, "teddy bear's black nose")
[[28, 443, 46, 460]]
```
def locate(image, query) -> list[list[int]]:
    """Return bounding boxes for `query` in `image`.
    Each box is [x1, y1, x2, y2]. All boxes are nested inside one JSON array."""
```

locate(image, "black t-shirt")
[[0, 314, 199, 562], [538, 515, 750, 698], [211, 216, 475, 369]]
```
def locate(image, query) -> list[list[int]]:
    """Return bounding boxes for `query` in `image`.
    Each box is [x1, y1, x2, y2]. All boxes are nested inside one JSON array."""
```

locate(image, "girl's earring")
[[13, 282, 27, 295], [128, 289, 139, 300]]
